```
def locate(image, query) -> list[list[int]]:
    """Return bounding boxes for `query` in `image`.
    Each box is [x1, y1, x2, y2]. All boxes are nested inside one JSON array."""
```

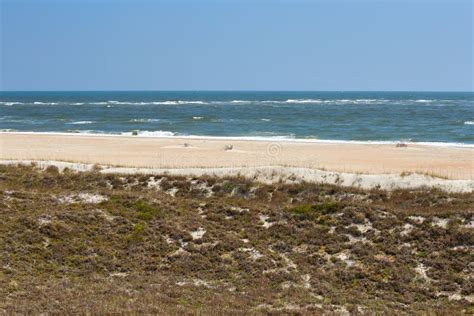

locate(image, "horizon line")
[[1, 89, 473, 93]]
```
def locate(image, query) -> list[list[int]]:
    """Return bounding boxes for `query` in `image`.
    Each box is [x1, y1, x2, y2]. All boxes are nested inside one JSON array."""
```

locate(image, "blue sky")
[[1, 0, 472, 91]]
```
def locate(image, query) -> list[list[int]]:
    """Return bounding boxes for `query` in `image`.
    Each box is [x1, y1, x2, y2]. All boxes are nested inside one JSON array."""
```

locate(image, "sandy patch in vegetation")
[[57, 193, 108, 204]]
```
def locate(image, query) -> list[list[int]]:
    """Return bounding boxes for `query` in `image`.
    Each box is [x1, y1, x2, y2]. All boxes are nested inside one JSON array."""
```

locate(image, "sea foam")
[[121, 130, 176, 137], [68, 121, 95, 125], [129, 118, 160, 123], [33, 102, 59, 105], [0, 102, 23, 106]]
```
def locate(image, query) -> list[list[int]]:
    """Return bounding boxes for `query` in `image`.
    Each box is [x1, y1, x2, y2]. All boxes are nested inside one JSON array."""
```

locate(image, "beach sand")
[[1, 132, 473, 192], [1, 133, 472, 177]]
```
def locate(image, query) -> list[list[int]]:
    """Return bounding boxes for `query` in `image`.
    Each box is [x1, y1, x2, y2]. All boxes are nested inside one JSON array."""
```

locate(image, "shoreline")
[[0, 131, 473, 148]]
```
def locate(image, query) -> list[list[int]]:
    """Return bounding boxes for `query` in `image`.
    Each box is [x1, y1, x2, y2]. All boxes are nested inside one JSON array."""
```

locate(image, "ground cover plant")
[[0, 164, 473, 314]]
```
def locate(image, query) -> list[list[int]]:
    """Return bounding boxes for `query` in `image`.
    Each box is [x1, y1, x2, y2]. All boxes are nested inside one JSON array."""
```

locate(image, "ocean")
[[0, 91, 473, 146]]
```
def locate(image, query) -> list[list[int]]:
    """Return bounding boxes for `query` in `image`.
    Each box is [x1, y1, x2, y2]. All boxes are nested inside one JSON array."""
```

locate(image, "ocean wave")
[[1, 130, 472, 147], [268, 99, 387, 105], [230, 100, 252, 104], [193, 116, 204, 120], [5, 119, 39, 124], [116, 100, 208, 105], [210, 118, 246, 123], [260, 118, 271, 121], [2, 98, 469, 107], [67, 121, 95, 125], [91, 101, 154, 106], [129, 118, 160, 123], [65, 129, 102, 134], [33, 102, 59, 105], [88, 100, 210, 105], [0, 102, 23, 106], [121, 130, 176, 137], [285, 99, 322, 104], [464, 121, 474, 125], [108, 101, 159, 105], [154, 100, 208, 105]]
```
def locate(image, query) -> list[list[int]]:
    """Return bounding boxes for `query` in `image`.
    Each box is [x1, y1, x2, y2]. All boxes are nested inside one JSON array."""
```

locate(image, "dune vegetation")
[[0, 164, 473, 314]]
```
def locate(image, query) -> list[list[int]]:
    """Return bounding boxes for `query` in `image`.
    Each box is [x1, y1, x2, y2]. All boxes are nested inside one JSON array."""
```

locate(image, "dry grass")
[[0, 164, 473, 314]]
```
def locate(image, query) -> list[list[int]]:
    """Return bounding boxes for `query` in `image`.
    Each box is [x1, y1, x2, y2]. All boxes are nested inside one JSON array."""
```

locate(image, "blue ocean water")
[[0, 91, 473, 145]]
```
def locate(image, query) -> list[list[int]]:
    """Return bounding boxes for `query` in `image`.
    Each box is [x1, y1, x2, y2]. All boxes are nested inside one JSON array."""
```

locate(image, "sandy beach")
[[1, 132, 472, 180]]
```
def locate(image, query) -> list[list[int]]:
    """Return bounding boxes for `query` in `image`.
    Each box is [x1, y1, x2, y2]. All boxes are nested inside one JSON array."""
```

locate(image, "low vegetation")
[[0, 164, 473, 314]]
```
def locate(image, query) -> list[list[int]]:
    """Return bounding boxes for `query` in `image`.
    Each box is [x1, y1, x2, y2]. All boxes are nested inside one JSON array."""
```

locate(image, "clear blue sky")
[[1, 0, 472, 91]]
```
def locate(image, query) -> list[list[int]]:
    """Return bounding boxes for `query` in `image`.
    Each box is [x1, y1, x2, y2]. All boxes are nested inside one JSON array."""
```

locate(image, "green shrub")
[[289, 202, 341, 221], [126, 223, 147, 243], [134, 223, 145, 233], [135, 200, 161, 220]]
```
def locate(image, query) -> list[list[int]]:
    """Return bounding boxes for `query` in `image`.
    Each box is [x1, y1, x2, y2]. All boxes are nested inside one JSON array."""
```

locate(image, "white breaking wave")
[[279, 99, 458, 105], [1, 130, 472, 148], [0, 102, 23, 106], [121, 130, 176, 137], [230, 100, 252, 104], [130, 118, 160, 123], [283, 99, 389, 105], [93, 100, 210, 105], [92, 100, 209, 105], [153, 101, 177, 105], [65, 129, 101, 134], [193, 116, 204, 120], [154, 100, 208, 105], [68, 121, 95, 125], [33, 102, 59, 105], [464, 121, 474, 125], [3, 118, 39, 123], [2, 98, 467, 107], [260, 118, 271, 121], [286, 99, 323, 104], [110, 101, 160, 105]]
